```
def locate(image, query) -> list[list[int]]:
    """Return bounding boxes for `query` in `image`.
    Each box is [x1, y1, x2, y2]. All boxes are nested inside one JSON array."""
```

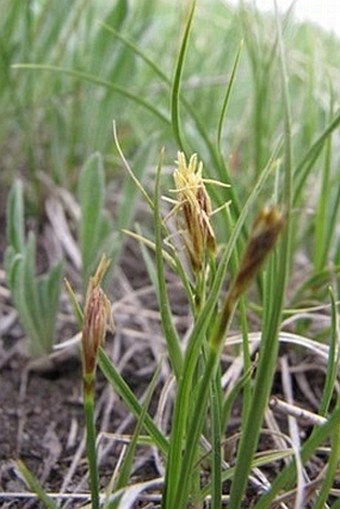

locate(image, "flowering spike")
[[211, 206, 285, 351], [82, 255, 114, 376], [231, 206, 285, 301], [173, 152, 217, 272]]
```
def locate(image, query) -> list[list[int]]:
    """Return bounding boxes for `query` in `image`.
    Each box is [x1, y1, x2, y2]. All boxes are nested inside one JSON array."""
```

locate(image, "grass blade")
[[253, 403, 340, 509], [313, 90, 334, 271], [170, 0, 196, 151], [16, 460, 59, 509], [106, 362, 162, 508], [78, 152, 107, 281], [98, 348, 168, 455], [6, 180, 25, 252], [216, 40, 243, 156], [293, 108, 340, 204], [313, 289, 340, 508], [154, 151, 183, 379], [318, 287, 339, 416], [209, 372, 223, 509], [12, 63, 170, 125]]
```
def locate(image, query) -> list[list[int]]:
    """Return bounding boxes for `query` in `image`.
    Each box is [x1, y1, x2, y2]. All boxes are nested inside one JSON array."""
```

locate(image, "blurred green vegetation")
[[2, 0, 339, 193]]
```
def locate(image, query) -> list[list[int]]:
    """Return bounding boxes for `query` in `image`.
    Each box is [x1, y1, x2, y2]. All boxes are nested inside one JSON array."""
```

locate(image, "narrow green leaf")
[[37, 277, 54, 352], [100, 21, 168, 84], [7, 254, 42, 353], [221, 364, 254, 431], [94, 0, 128, 62], [200, 448, 293, 500], [98, 348, 168, 455], [45, 262, 63, 319], [79, 152, 105, 235], [170, 0, 196, 151], [322, 182, 340, 271], [253, 404, 340, 509], [173, 350, 218, 509], [154, 151, 183, 380], [22, 234, 46, 350], [314, 93, 334, 271], [12, 64, 170, 125], [38, 261, 63, 350], [216, 40, 243, 155], [106, 362, 162, 509], [116, 137, 157, 233], [113, 121, 155, 211], [6, 179, 25, 253], [293, 109, 340, 204], [209, 371, 223, 509], [64, 278, 84, 327], [17, 460, 59, 509], [318, 287, 339, 417], [313, 397, 340, 508], [5, 249, 21, 289], [78, 152, 106, 281]]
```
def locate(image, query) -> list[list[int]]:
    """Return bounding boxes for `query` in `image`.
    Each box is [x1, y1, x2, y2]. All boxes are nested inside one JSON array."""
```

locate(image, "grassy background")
[[3, 0, 340, 273], [3, 0, 340, 295], [2, 0, 339, 190]]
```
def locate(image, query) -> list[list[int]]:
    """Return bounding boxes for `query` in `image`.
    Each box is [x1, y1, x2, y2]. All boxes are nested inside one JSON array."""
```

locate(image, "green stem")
[[239, 297, 252, 421], [210, 369, 223, 509], [173, 292, 236, 509], [83, 374, 100, 509], [174, 348, 218, 509]]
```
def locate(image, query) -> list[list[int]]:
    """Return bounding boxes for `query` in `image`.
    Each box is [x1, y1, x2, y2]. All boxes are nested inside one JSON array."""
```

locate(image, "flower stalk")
[[81, 254, 114, 509]]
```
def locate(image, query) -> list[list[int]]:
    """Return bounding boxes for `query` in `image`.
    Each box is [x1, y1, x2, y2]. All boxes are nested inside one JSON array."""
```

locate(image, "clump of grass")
[[4, 180, 63, 357]]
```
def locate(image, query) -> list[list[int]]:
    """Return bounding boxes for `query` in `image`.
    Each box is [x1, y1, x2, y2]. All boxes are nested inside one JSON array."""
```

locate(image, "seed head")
[[211, 206, 285, 351], [231, 206, 285, 301], [82, 255, 114, 375], [173, 152, 216, 272]]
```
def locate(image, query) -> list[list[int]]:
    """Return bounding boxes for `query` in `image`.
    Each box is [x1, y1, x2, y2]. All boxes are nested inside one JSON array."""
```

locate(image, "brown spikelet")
[[211, 206, 285, 351], [82, 255, 114, 375], [231, 206, 285, 301]]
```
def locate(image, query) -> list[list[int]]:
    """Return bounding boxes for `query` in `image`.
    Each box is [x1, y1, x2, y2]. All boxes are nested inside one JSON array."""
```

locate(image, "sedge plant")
[[4, 180, 63, 357], [112, 139, 339, 508], [158, 152, 285, 509]]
